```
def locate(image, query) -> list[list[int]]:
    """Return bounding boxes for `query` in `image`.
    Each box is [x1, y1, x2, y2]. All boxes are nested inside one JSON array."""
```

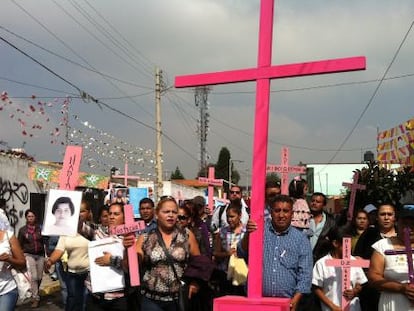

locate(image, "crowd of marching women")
[[2, 177, 414, 311]]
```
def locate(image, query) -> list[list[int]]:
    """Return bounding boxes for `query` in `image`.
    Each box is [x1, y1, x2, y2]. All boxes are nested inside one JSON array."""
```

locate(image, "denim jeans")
[[55, 260, 68, 307], [65, 271, 88, 311], [141, 296, 177, 311], [0, 287, 18, 311]]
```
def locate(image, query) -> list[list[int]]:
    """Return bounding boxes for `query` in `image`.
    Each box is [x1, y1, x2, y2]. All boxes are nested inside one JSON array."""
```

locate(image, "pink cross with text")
[[266, 146, 306, 195], [59, 145, 83, 190], [342, 172, 366, 221], [175, 0, 365, 309], [199, 166, 224, 213], [109, 204, 145, 286], [325, 238, 370, 311], [112, 161, 141, 186]]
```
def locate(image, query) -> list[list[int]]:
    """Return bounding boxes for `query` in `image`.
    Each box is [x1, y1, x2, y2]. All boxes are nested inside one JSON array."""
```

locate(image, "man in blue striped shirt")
[[238, 195, 313, 310]]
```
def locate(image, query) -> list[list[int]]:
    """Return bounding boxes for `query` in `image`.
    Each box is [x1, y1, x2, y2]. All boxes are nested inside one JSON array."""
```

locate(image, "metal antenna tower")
[[195, 86, 210, 173]]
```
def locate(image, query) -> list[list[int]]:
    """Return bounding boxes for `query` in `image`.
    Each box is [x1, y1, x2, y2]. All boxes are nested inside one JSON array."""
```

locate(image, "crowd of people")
[[1, 178, 414, 311]]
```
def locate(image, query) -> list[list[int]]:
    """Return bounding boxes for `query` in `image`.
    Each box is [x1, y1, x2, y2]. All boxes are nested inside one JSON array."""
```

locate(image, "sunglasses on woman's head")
[[177, 215, 189, 221], [159, 195, 176, 203]]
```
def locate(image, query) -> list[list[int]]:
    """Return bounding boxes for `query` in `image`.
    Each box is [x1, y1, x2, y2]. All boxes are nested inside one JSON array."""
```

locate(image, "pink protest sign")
[[342, 172, 366, 221], [385, 227, 414, 284], [266, 146, 306, 195], [325, 238, 370, 311], [198, 167, 223, 212], [175, 0, 365, 307], [110, 204, 141, 286], [59, 145, 83, 190]]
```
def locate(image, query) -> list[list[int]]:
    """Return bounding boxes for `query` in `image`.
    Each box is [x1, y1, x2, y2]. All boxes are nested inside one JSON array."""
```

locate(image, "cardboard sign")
[[59, 146, 83, 190]]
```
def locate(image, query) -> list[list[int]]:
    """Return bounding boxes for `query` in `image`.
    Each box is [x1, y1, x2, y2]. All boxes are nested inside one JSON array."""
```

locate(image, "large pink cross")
[[199, 166, 224, 213], [112, 162, 140, 186], [325, 238, 370, 311], [266, 146, 306, 195], [175, 0, 365, 308], [342, 172, 366, 221]]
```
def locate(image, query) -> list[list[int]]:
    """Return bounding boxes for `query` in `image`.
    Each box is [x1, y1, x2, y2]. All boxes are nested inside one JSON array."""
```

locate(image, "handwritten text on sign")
[[59, 146, 83, 190], [109, 220, 146, 236], [198, 177, 224, 187]]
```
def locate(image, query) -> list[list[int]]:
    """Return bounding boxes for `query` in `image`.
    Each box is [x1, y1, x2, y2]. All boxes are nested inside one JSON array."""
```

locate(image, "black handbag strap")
[[156, 230, 181, 282]]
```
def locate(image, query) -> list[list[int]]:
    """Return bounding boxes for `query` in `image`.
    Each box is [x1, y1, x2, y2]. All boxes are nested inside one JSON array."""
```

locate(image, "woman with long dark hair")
[[130, 197, 201, 311], [18, 210, 44, 308]]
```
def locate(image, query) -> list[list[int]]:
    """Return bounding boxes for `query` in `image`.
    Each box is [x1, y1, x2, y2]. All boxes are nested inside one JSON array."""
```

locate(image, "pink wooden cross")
[[109, 204, 144, 286], [198, 166, 224, 213], [112, 161, 141, 186], [342, 172, 366, 221], [325, 238, 370, 311], [266, 146, 306, 195], [384, 227, 414, 284], [59, 145, 83, 190], [175, 0, 365, 309]]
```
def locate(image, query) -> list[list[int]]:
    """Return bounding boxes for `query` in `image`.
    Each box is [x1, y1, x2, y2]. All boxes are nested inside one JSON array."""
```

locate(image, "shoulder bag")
[[156, 230, 189, 311]]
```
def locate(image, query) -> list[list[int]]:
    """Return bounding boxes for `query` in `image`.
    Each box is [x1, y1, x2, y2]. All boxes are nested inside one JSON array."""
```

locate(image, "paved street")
[[16, 273, 64, 311]]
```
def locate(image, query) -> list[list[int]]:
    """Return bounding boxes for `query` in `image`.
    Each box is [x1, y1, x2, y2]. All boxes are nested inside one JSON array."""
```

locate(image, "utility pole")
[[155, 67, 163, 201], [195, 86, 210, 174]]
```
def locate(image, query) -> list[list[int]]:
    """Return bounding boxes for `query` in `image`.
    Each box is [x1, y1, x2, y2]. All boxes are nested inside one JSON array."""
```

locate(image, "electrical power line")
[[82, 0, 156, 74], [0, 33, 198, 163], [0, 35, 82, 93], [166, 88, 376, 152], [10, 0, 154, 117], [0, 76, 78, 96], [319, 18, 414, 171], [0, 24, 154, 89]]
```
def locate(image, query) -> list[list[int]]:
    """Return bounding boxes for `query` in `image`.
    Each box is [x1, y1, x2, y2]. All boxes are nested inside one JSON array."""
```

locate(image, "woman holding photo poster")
[[85, 202, 130, 311], [45, 199, 93, 311]]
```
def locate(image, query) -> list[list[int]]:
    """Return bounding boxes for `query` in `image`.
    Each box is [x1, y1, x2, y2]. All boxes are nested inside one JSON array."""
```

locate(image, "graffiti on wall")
[[0, 154, 42, 232], [0, 177, 28, 228]]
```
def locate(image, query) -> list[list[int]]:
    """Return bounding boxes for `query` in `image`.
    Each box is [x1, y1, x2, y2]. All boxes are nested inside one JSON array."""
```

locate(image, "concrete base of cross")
[[214, 296, 290, 311]]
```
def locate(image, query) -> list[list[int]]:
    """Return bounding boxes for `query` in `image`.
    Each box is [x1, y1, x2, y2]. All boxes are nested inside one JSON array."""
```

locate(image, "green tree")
[[344, 161, 414, 218], [214, 147, 241, 192], [170, 166, 185, 180]]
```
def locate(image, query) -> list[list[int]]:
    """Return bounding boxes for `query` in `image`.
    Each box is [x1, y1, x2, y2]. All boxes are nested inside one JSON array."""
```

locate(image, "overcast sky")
[[1, 0, 413, 181]]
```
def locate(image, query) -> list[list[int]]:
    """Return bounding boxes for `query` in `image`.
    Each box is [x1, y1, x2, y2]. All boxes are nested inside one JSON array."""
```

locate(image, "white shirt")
[[312, 253, 368, 311], [0, 233, 17, 295], [210, 199, 249, 232]]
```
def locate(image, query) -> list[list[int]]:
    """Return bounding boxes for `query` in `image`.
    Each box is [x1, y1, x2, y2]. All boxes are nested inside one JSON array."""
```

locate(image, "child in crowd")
[[312, 227, 367, 311]]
